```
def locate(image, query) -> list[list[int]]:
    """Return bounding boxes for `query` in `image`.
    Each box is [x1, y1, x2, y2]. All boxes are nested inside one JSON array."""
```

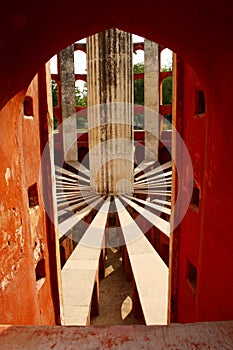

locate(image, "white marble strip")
[[57, 191, 90, 203], [134, 161, 172, 182], [56, 175, 78, 183], [119, 195, 170, 236], [134, 176, 172, 185], [134, 177, 172, 187], [55, 166, 90, 183], [114, 197, 168, 325], [66, 160, 90, 176], [58, 194, 100, 217], [133, 182, 172, 189], [151, 198, 171, 207], [123, 194, 171, 215], [77, 196, 111, 249], [134, 190, 172, 196], [55, 166, 79, 179], [135, 170, 172, 185], [134, 160, 156, 176], [57, 193, 96, 209], [56, 183, 85, 190], [61, 198, 110, 326], [58, 196, 105, 239]]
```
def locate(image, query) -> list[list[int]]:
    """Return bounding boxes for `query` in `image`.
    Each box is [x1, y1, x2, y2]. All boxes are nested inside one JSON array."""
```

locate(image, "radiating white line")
[[134, 182, 172, 189], [58, 194, 100, 217], [56, 181, 80, 186], [58, 196, 105, 239], [56, 175, 78, 183], [55, 166, 90, 183], [134, 175, 172, 184], [57, 192, 96, 209], [134, 160, 156, 176], [66, 160, 90, 176], [56, 184, 86, 190], [134, 190, 172, 196], [134, 161, 172, 182], [114, 197, 145, 244], [119, 195, 170, 236], [78, 197, 111, 248], [114, 197, 169, 325], [134, 174, 172, 185], [123, 194, 171, 215], [56, 188, 90, 197], [57, 196, 90, 205], [135, 170, 172, 185], [151, 198, 171, 207]]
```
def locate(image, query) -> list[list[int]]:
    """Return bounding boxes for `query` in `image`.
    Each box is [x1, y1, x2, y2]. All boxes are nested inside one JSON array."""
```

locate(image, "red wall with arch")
[[0, 0, 232, 324]]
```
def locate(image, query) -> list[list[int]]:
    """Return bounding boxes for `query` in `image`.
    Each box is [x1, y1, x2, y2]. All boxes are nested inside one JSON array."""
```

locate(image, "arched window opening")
[[74, 50, 87, 74], [50, 55, 58, 74], [161, 76, 172, 105]]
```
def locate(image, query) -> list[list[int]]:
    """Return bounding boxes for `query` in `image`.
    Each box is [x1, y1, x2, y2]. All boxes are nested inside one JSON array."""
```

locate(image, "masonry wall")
[[175, 60, 233, 322], [0, 72, 59, 325]]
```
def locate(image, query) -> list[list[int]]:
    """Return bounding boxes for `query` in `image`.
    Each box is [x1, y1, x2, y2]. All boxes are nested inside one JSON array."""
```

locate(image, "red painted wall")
[[0, 0, 232, 325], [0, 75, 59, 325], [176, 60, 233, 322], [176, 63, 207, 322]]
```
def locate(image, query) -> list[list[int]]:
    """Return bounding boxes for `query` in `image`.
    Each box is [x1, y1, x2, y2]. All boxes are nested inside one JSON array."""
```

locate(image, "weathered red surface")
[[0, 321, 233, 349], [0, 73, 59, 325], [0, 0, 233, 327], [173, 60, 233, 322], [176, 62, 207, 322]]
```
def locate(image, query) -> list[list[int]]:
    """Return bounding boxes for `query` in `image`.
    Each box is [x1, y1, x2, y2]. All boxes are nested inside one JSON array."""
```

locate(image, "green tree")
[[134, 62, 144, 74], [161, 65, 172, 105], [51, 80, 58, 107], [134, 63, 144, 106], [53, 116, 58, 130], [75, 83, 87, 107], [162, 76, 172, 105]]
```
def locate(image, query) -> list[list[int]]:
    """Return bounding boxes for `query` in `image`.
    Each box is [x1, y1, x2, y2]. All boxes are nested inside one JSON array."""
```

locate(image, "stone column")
[[144, 40, 159, 161], [59, 44, 77, 161], [87, 29, 133, 195]]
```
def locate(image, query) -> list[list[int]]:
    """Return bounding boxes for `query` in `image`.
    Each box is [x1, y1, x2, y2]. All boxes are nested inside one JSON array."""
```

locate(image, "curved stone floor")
[[91, 247, 144, 325]]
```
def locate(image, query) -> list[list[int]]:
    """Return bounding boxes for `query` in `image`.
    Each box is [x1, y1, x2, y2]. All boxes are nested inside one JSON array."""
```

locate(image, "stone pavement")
[[91, 247, 144, 326], [1, 322, 233, 349]]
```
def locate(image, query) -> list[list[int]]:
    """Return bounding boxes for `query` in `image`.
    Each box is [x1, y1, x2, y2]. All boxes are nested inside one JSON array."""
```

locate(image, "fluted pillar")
[[60, 44, 77, 162], [87, 29, 133, 195], [144, 40, 160, 161]]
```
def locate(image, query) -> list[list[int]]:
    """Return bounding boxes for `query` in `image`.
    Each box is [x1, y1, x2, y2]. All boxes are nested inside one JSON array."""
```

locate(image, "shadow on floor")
[[91, 247, 144, 326]]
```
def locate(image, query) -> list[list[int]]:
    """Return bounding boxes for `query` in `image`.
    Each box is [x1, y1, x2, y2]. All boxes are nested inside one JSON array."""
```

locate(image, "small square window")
[[35, 258, 46, 281], [195, 90, 205, 115], [190, 183, 200, 210], [186, 260, 197, 292], [28, 183, 39, 208], [24, 96, 34, 117]]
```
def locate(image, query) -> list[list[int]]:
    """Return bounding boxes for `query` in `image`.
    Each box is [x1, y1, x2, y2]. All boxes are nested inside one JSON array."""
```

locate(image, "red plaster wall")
[[176, 63, 207, 322], [0, 76, 58, 325], [176, 61, 233, 322], [0, 0, 232, 325]]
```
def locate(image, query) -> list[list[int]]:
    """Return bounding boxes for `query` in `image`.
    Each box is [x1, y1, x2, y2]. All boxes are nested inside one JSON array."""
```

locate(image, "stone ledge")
[[0, 321, 233, 349]]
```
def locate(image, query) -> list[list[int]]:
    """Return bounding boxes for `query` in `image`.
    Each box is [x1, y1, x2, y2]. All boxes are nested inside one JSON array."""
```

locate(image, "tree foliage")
[[51, 80, 88, 108], [133, 62, 173, 129], [134, 63, 144, 106], [134, 62, 144, 74], [161, 65, 172, 105], [75, 83, 87, 107], [51, 80, 58, 107], [133, 62, 173, 106], [162, 76, 172, 105]]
